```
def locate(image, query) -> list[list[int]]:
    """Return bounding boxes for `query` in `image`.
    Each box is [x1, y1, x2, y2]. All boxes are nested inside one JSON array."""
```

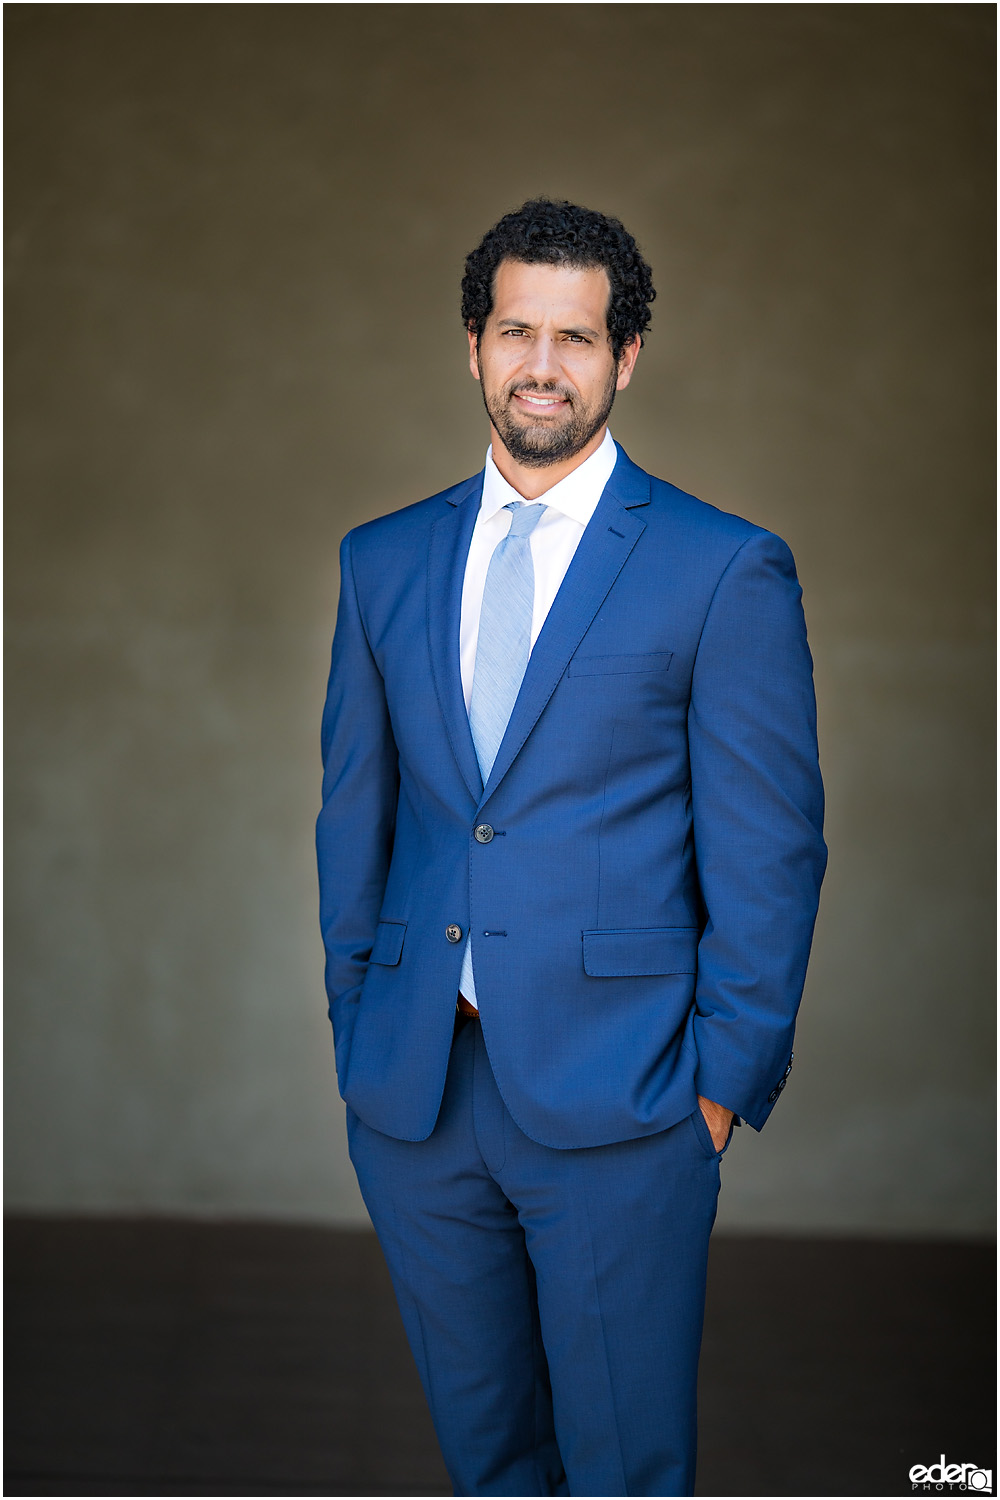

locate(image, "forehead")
[[491, 259, 612, 331]]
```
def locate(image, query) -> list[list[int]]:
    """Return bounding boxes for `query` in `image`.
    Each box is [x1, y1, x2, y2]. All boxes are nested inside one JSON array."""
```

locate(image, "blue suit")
[[317, 446, 826, 1494]]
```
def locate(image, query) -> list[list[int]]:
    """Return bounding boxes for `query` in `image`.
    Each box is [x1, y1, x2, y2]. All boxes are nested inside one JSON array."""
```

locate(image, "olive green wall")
[[5, 4, 993, 1233]]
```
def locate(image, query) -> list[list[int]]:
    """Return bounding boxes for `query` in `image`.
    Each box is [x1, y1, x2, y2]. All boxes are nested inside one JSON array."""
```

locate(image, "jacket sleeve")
[[687, 528, 827, 1130], [316, 529, 399, 1091]]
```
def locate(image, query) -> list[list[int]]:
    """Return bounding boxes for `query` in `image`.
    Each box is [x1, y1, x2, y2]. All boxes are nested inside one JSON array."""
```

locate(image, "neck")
[[488, 424, 607, 500]]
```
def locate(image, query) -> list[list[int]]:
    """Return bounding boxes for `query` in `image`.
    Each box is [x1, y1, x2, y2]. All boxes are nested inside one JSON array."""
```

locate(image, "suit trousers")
[[346, 1015, 728, 1497]]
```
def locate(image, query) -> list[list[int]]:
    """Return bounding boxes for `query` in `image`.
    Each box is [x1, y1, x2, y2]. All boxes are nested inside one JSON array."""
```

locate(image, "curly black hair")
[[461, 198, 655, 361]]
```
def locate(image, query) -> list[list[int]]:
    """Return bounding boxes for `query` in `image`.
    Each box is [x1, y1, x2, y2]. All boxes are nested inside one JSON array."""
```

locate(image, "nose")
[[522, 334, 561, 386]]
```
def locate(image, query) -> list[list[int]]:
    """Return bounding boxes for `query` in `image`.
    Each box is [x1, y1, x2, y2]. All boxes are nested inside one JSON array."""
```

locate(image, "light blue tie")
[[460, 501, 546, 1007]]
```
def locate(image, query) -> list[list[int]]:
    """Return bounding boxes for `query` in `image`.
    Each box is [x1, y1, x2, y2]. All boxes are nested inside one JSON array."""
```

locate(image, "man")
[[317, 199, 826, 1497]]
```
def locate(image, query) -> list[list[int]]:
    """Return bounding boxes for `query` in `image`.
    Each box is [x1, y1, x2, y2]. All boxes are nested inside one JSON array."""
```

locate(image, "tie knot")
[[505, 502, 546, 539]]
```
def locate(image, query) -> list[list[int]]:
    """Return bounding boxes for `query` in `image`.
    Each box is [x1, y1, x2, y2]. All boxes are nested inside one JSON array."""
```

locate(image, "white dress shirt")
[[459, 428, 619, 713]]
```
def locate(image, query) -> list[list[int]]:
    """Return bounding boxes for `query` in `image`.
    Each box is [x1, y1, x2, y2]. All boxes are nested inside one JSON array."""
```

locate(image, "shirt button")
[[474, 824, 494, 844], [445, 924, 463, 944]]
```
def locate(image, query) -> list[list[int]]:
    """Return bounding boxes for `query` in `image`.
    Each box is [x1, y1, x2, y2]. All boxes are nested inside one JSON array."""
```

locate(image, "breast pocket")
[[568, 651, 673, 677]]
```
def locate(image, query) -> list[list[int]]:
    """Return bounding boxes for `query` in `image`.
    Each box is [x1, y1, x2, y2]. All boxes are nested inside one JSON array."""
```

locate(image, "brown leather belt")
[[456, 993, 479, 1019]]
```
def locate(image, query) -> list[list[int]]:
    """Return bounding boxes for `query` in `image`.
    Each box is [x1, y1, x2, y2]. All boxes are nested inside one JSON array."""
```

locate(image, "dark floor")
[[3, 1219, 994, 1498]]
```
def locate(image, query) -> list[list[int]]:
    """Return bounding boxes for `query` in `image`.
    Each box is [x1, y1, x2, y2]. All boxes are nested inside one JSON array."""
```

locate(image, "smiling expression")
[[469, 260, 639, 472]]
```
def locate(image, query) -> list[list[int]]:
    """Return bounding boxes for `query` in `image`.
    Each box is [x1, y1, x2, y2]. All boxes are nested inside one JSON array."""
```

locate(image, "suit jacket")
[[316, 446, 826, 1148]]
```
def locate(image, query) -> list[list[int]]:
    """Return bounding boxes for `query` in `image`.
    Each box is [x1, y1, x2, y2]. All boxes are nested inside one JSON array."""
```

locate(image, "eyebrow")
[[496, 318, 604, 339]]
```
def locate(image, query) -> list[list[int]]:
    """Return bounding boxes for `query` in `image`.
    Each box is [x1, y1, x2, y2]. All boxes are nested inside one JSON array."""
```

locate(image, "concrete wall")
[[5, 4, 993, 1234]]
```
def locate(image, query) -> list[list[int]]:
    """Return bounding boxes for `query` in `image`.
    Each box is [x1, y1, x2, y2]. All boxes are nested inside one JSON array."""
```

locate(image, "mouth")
[[511, 389, 570, 415]]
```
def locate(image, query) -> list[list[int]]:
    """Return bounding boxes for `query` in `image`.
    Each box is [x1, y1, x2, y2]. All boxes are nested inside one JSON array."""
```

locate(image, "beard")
[[480, 366, 618, 469]]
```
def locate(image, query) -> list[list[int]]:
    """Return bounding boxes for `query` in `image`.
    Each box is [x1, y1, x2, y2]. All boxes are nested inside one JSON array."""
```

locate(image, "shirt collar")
[[480, 428, 618, 527]]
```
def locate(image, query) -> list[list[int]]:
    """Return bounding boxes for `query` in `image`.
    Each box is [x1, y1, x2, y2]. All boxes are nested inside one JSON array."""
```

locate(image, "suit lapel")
[[479, 449, 650, 808], [427, 473, 484, 802]]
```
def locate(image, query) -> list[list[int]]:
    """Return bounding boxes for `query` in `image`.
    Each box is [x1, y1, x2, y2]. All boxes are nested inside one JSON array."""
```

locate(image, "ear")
[[615, 334, 641, 393], [467, 326, 480, 381]]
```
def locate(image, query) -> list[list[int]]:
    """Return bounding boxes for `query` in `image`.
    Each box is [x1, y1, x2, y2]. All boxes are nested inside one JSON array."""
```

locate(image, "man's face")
[[468, 259, 638, 469]]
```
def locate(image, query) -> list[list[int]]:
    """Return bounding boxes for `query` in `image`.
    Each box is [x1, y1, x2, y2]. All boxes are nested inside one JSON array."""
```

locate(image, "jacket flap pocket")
[[370, 920, 406, 967], [583, 926, 699, 977], [569, 650, 673, 677]]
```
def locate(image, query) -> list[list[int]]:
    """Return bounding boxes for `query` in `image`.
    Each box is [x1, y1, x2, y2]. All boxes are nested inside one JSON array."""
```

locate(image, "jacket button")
[[474, 824, 494, 844], [768, 1088, 779, 1103], [445, 924, 463, 943]]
